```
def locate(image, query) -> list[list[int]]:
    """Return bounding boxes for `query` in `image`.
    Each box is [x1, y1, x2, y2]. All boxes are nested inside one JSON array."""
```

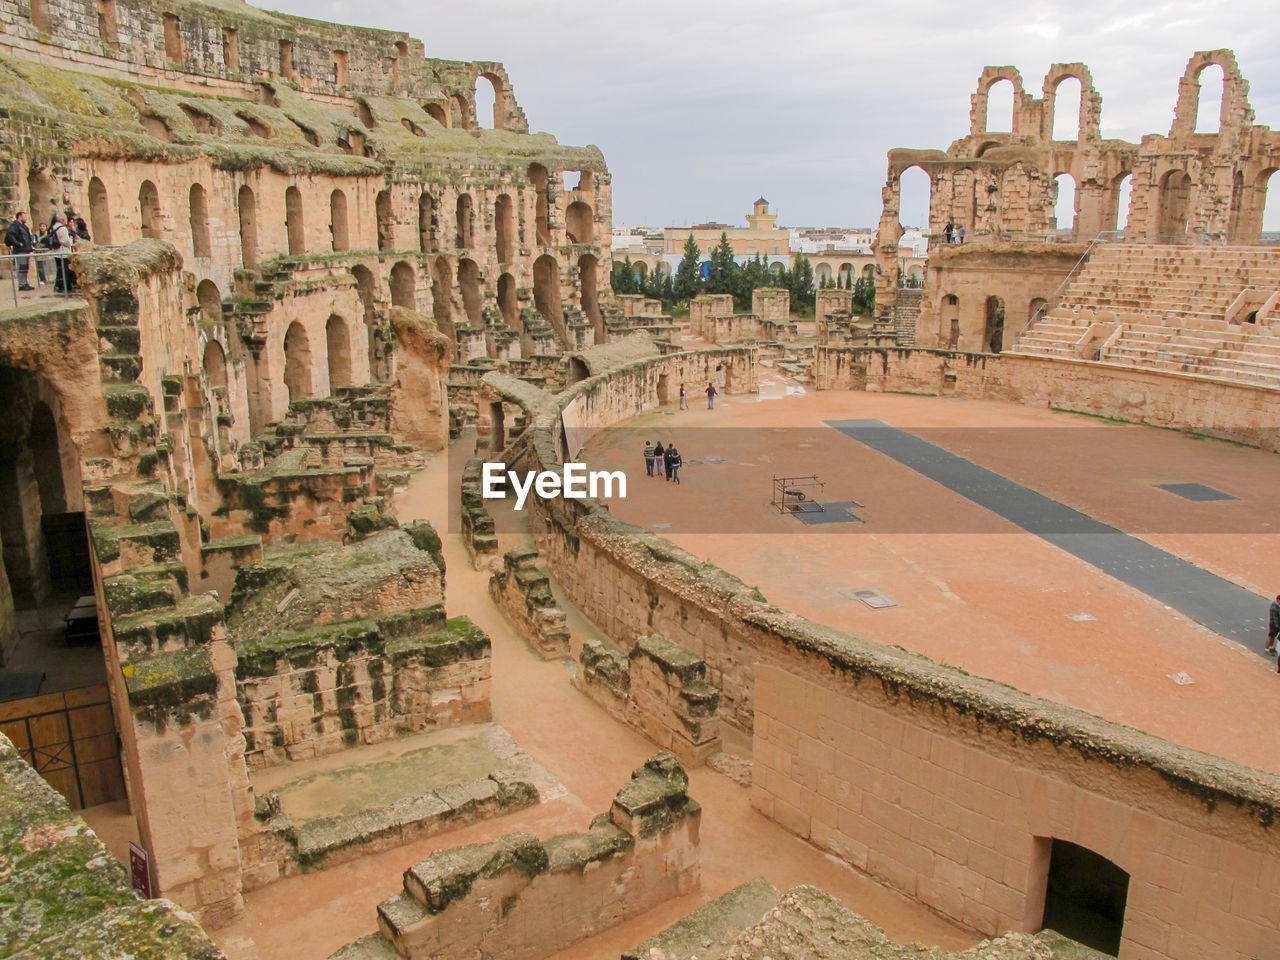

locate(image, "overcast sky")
[[267, 0, 1280, 230]]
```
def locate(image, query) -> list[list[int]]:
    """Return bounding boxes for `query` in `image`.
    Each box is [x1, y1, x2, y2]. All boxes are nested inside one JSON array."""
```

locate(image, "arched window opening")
[[431, 257, 454, 340], [528, 163, 551, 245], [285, 185, 305, 255], [458, 258, 482, 325], [497, 272, 519, 329], [351, 264, 376, 325], [333, 50, 349, 86], [222, 28, 239, 71], [283, 322, 312, 403], [27, 169, 58, 224], [451, 94, 470, 130], [986, 78, 1015, 133], [183, 183, 208, 258], [942, 293, 961, 349], [579, 253, 602, 340], [356, 100, 377, 129], [196, 280, 222, 323], [203, 340, 227, 389], [897, 165, 931, 232], [326, 314, 351, 391], [1038, 839, 1129, 956], [533, 254, 563, 338], [376, 189, 394, 251], [815, 264, 832, 287], [1028, 298, 1048, 324], [1111, 173, 1133, 234], [1195, 63, 1225, 134], [139, 180, 162, 240], [633, 261, 647, 280], [455, 193, 473, 249], [390, 260, 415, 309], [984, 295, 1005, 353], [1051, 77, 1082, 142], [474, 75, 498, 130], [1261, 170, 1280, 236], [237, 184, 257, 268], [565, 200, 593, 244], [419, 191, 438, 253], [330, 189, 349, 252], [1227, 170, 1247, 239], [28, 401, 67, 515], [1054, 173, 1077, 236], [495, 193, 515, 262], [278, 39, 295, 79], [97, 0, 118, 49], [87, 176, 111, 246], [1158, 170, 1193, 238]]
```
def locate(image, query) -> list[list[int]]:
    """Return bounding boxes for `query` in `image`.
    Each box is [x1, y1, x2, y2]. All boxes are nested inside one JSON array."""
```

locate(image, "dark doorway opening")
[[1040, 839, 1128, 955]]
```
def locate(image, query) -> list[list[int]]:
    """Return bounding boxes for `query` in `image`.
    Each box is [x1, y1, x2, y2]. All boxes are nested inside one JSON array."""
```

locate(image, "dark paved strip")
[[827, 419, 1272, 652]]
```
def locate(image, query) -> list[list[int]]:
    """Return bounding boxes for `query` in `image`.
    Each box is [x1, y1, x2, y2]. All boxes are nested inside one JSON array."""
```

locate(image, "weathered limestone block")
[[488, 546, 570, 658], [574, 635, 722, 765], [689, 294, 734, 338], [337, 753, 700, 960], [459, 458, 498, 568], [751, 287, 790, 321]]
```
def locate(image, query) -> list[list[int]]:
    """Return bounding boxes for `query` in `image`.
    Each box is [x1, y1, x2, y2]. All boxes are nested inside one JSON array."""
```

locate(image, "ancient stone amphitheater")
[[0, 3, 1276, 959]]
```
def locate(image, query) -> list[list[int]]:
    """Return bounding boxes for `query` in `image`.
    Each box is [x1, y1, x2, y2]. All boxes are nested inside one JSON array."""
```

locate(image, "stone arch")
[[478, 73, 505, 130], [451, 94, 471, 130], [838, 262, 853, 286], [1257, 168, 1280, 237], [237, 184, 257, 268], [351, 264, 381, 379], [376, 188, 394, 252], [578, 253, 602, 339], [88, 176, 111, 246], [1158, 169, 1193, 238], [1050, 76, 1082, 142], [187, 183, 210, 257], [203, 339, 227, 389], [424, 102, 448, 127], [1028, 297, 1048, 324], [1053, 173, 1077, 236], [326, 314, 352, 390], [528, 163, 551, 246], [474, 75, 496, 130], [495, 193, 515, 262], [283, 321, 312, 402], [565, 200, 593, 244], [984, 295, 1005, 353], [139, 180, 162, 240], [431, 256, 455, 340], [896, 165, 931, 232], [285, 185, 305, 255], [633, 261, 647, 279], [568, 358, 589, 384], [533, 254, 563, 334], [941, 293, 961, 349], [815, 263, 832, 286], [351, 264, 376, 324], [455, 193, 473, 249], [972, 68, 1023, 135], [1170, 50, 1250, 142], [330, 188, 349, 251], [1194, 62, 1225, 134], [418, 190, 438, 253], [196, 279, 222, 322], [1109, 172, 1133, 233], [458, 258, 482, 325], [390, 260, 416, 309], [497, 272, 519, 330]]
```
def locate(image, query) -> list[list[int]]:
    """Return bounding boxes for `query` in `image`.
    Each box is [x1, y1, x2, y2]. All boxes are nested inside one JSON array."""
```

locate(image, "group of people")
[[943, 220, 966, 244], [642, 441, 683, 484], [676, 382, 719, 410], [4, 210, 90, 293]]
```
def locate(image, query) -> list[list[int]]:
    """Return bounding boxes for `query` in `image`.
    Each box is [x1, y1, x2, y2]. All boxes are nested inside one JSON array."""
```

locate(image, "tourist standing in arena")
[[705, 383, 717, 409], [643, 440, 655, 477], [1266, 594, 1280, 654], [653, 442, 665, 478]]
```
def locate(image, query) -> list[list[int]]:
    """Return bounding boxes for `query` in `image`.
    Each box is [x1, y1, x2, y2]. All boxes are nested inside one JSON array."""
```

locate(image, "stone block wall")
[[689, 293, 734, 338], [488, 546, 570, 658], [575, 635, 721, 765], [331, 753, 701, 960], [459, 458, 498, 568], [752, 286, 790, 320]]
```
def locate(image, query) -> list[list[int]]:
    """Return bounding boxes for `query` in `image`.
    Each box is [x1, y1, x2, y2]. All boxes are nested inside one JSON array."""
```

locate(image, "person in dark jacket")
[[4, 212, 35, 290], [73, 217, 91, 242], [666, 446, 682, 484], [1267, 594, 1280, 654], [653, 442, 665, 478]]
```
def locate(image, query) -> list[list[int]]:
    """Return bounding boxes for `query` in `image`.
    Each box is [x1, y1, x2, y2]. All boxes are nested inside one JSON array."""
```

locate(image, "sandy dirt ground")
[[193, 427, 979, 960], [579, 378, 1280, 776]]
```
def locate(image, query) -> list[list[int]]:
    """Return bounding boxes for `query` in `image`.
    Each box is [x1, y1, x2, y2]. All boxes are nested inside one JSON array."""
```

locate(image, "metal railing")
[[1015, 231, 1123, 347], [0, 250, 83, 311]]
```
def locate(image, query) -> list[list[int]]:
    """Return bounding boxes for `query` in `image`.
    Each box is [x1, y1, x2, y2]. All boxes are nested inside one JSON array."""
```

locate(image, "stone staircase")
[[1011, 243, 1280, 388], [893, 288, 921, 345]]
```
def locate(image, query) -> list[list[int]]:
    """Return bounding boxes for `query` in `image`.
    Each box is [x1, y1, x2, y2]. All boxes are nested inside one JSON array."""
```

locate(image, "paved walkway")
[[828, 419, 1272, 652]]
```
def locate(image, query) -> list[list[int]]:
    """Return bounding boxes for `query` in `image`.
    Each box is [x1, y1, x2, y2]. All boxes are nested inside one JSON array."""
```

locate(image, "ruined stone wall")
[[813, 346, 1280, 453], [337, 754, 701, 960], [482, 353, 1280, 960], [488, 546, 570, 659]]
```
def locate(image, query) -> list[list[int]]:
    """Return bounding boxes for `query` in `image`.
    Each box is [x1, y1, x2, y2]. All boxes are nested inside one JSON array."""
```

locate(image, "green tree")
[[706, 231, 737, 295], [852, 273, 876, 315], [673, 233, 703, 303], [786, 253, 815, 310], [611, 255, 637, 296]]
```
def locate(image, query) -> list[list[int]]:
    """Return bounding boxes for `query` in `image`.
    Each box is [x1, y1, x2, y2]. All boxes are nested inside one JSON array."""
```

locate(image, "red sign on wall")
[[128, 841, 152, 898]]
